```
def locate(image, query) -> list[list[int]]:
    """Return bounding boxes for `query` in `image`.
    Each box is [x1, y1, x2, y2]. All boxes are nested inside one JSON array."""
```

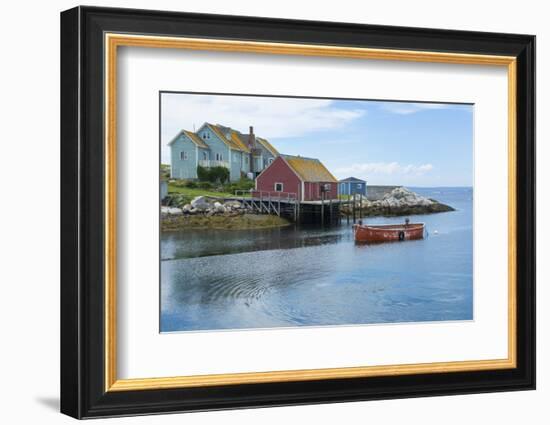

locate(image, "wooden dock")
[[224, 191, 366, 225]]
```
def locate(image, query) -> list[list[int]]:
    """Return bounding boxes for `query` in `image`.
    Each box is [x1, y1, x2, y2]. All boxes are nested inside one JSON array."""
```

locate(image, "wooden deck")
[[223, 191, 366, 225]]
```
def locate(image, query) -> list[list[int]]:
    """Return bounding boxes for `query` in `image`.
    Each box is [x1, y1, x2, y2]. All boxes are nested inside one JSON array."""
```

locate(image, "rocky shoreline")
[[161, 187, 454, 230], [342, 187, 454, 217], [161, 196, 291, 230], [162, 196, 253, 218]]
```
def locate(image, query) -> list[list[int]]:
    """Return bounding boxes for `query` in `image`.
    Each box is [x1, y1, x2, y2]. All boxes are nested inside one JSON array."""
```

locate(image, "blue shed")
[[338, 177, 367, 196]]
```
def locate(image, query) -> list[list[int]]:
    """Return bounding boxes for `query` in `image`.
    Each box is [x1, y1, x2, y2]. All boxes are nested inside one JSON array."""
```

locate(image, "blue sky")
[[161, 93, 473, 187]]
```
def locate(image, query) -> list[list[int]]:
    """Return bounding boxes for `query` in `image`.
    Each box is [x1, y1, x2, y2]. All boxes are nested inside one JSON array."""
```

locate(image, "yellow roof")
[[256, 137, 279, 156], [230, 131, 251, 153], [182, 130, 209, 149], [168, 130, 209, 149], [207, 124, 244, 151], [175, 123, 279, 155], [282, 155, 337, 183]]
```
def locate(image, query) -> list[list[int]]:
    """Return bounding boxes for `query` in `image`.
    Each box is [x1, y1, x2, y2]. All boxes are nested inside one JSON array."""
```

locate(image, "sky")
[[160, 92, 473, 187]]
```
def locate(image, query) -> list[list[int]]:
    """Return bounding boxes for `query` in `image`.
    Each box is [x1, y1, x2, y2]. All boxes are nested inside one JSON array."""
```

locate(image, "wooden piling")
[[352, 193, 356, 223], [320, 193, 325, 225]]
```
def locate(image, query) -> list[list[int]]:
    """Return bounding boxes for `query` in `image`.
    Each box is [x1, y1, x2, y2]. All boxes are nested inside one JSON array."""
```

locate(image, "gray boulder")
[[191, 196, 211, 211], [224, 201, 242, 209], [162, 207, 182, 216], [214, 202, 226, 213]]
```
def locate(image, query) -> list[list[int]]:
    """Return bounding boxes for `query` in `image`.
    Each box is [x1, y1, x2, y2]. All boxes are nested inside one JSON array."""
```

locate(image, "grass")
[[168, 183, 235, 198], [167, 183, 251, 199]]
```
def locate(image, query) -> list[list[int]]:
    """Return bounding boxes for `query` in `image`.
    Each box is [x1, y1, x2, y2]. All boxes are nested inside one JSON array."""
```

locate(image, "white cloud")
[[380, 102, 450, 115], [335, 162, 433, 179], [161, 93, 364, 145]]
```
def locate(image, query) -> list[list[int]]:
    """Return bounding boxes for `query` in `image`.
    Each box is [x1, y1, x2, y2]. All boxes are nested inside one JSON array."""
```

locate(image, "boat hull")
[[353, 223, 425, 243]]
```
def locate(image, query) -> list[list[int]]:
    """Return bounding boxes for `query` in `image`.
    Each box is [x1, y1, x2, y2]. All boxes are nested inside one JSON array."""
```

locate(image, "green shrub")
[[160, 164, 171, 179], [210, 166, 230, 184], [164, 193, 192, 207], [196, 165, 230, 184], [223, 177, 254, 194], [196, 165, 209, 182]]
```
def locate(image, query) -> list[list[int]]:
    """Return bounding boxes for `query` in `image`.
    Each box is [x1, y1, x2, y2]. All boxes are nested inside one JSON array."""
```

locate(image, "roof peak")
[[281, 154, 319, 162], [339, 176, 366, 182]]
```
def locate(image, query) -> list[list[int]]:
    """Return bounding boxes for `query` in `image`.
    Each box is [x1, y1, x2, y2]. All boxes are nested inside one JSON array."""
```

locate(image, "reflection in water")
[[161, 188, 473, 332]]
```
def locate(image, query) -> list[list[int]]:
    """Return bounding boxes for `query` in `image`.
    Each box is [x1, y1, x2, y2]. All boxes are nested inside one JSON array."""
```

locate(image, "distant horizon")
[[161, 93, 473, 187]]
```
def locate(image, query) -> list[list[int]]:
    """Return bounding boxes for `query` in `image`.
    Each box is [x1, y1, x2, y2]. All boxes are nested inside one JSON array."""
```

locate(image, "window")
[[180, 151, 188, 160], [268, 158, 274, 165], [245, 156, 249, 164], [202, 151, 207, 160], [357, 183, 362, 189], [216, 153, 223, 161], [274, 183, 284, 192], [320, 183, 331, 194]]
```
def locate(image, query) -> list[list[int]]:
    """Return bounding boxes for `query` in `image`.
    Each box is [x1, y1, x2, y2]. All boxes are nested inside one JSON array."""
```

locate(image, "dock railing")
[[234, 189, 299, 220]]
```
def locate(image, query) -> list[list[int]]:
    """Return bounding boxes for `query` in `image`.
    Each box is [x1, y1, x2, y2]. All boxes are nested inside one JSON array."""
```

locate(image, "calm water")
[[161, 187, 473, 332]]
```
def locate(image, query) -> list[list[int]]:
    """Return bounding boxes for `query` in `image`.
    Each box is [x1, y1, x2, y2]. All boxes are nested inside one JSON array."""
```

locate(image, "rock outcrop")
[[344, 187, 454, 217]]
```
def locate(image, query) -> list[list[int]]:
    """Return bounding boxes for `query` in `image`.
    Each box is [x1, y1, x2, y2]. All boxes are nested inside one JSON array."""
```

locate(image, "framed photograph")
[[60, 6, 535, 419]]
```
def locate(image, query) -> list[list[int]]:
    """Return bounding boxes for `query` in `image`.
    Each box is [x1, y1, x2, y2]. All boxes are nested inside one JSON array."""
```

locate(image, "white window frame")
[[180, 151, 188, 160], [268, 157, 274, 165], [274, 182, 284, 192]]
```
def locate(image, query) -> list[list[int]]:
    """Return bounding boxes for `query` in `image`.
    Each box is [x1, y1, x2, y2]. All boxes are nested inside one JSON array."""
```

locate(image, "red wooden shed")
[[255, 155, 338, 202]]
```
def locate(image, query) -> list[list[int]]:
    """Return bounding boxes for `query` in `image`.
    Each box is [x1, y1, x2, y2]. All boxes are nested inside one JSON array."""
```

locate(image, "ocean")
[[160, 187, 473, 332]]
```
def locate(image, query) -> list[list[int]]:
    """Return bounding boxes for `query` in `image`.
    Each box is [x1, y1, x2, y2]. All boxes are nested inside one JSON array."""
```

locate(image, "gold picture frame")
[[104, 34, 517, 392]]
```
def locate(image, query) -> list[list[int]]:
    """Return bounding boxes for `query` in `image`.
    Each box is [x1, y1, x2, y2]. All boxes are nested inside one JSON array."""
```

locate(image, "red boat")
[[353, 219, 425, 243]]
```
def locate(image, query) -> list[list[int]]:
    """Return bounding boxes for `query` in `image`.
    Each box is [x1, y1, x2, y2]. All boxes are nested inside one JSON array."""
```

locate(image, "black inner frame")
[[60, 6, 535, 419]]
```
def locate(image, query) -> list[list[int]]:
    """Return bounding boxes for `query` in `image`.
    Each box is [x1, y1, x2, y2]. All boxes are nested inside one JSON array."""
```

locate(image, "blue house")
[[338, 177, 367, 196], [169, 123, 279, 182]]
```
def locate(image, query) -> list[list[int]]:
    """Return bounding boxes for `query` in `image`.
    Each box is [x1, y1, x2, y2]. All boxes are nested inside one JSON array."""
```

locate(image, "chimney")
[[248, 126, 255, 149]]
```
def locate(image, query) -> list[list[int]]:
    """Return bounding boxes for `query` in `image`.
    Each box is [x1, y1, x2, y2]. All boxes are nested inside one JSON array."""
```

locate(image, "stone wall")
[[366, 185, 402, 201]]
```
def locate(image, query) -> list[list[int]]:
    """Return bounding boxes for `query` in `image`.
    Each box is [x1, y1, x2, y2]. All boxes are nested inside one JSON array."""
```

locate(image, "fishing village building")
[[255, 155, 338, 202], [338, 177, 367, 196], [168, 123, 279, 182]]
